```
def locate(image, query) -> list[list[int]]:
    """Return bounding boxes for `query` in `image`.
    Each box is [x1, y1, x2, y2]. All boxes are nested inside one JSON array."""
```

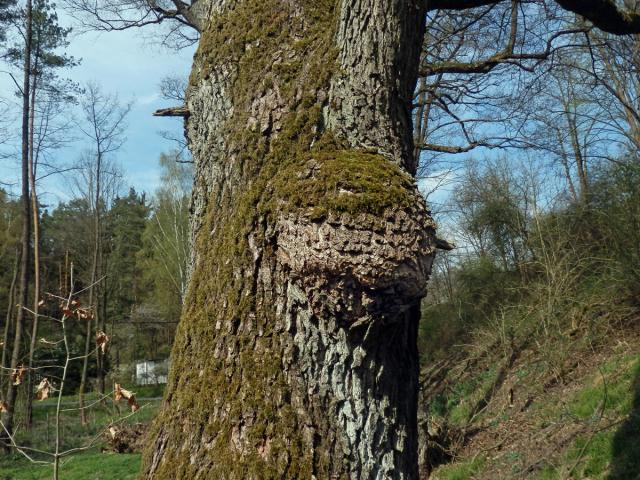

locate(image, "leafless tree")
[[1, 0, 33, 451], [62, 0, 201, 48], [155, 75, 190, 155], [75, 82, 129, 421], [0, 266, 143, 480]]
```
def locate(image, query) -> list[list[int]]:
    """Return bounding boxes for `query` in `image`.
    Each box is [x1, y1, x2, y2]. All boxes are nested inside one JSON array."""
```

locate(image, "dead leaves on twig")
[[76, 308, 93, 320], [35, 378, 51, 401], [11, 365, 26, 385], [59, 299, 94, 321], [96, 331, 109, 353], [114, 383, 140, 412]]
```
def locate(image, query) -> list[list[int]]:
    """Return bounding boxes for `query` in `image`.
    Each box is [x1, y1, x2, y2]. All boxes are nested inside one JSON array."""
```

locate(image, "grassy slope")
[[429, 331, 640, 479]]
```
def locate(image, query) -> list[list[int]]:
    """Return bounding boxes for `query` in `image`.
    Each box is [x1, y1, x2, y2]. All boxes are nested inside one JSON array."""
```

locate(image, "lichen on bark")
[[141, 0, 433, 478]]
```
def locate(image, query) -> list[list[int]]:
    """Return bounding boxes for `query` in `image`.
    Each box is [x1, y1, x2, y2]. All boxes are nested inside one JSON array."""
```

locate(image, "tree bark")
[[26, 69, 40, 429], [141, 1, 435, 478], [1, 249, 20, 388], [79, 143, 103, 423], [2, 0, 32, 451]]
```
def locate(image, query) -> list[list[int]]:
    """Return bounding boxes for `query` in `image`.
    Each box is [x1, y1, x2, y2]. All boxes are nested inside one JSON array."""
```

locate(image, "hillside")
[[422, 326, 640, 479]]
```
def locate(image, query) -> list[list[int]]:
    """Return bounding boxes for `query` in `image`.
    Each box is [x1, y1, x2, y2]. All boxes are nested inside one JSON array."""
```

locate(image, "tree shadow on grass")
[[609, 360, 640, 480]]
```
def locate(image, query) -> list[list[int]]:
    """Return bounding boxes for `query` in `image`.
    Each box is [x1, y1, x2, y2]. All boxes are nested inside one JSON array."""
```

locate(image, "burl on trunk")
[[141, 0, 435, 478]]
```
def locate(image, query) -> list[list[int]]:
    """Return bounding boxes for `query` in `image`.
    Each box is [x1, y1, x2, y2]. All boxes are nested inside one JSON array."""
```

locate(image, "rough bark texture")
[[327, 0, 426, 173], [141, 0, 434, 478]]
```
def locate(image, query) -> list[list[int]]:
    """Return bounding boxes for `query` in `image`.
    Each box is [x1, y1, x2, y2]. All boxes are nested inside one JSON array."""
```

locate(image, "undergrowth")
[[421, 162, 640, 479]]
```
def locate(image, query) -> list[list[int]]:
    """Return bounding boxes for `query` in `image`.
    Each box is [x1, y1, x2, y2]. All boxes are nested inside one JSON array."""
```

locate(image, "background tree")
[[585, 28, 640, 153], [138, 151, 191, 306], [103, 188, 149, 371], [1, 0, 34, 449], [11, 0, 78, 426], [0, 0, 15, 43], [74, 82, 129, 420], [0, 190, 21, 388]]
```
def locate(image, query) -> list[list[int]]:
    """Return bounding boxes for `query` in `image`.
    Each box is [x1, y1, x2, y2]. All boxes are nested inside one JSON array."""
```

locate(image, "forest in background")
[[0, 148, 192, 398], [0, 0, 193, 427], [0, 0, 639, 478], [0, 150, 191, 377]]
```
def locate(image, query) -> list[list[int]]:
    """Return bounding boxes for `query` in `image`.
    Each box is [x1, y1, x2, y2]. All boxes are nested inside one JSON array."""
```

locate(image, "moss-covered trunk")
[[141, 0, 434, 478]]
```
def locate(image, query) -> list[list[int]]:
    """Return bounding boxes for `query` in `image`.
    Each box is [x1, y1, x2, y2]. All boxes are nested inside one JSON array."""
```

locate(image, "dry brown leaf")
[[0, 401, 8, 413], [128, 396, 140, 412], [38, 299, 46, 307], [114, 383, 123, 401], [114, 383, 133, 401], [77, 308, 93, 320], [71, 299, 80, 308], [114, 383, 139, 412], [35, 378, 51, 401], [108, 426, 118, 438], [61, 307, 74, 317], [11, 365, 26, 385], [96, 331, 109, 353]]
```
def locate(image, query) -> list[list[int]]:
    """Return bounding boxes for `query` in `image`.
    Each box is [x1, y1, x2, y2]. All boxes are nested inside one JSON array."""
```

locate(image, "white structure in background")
[[135, 360, 169, 385]]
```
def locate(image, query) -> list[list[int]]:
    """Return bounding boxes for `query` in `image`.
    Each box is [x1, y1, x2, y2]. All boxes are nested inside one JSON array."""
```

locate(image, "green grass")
[[0, 388, 162, 480], [431, 456, 486, 480], [431, 349, 640, 480], [9, 390, 161, 455], [534, 354, 640, 479], [568, 354, 637, 420], [0, 453, 141, 480], [435, 366, 499, 427]]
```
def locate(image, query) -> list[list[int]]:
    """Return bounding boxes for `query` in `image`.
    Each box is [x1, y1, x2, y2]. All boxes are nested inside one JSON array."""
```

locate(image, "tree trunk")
[[26, 70, 40, 429], [141, 1, 435, 478], [79, 150, 102, 424], [1, 249, 20, 389], [2, 0, 32, 451], [98, 285, 107, 394]]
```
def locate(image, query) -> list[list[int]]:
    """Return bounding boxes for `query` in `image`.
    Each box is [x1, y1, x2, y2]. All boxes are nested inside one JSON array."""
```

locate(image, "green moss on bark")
[[141, 0, 423, 478], [273, 150, 416, 220]]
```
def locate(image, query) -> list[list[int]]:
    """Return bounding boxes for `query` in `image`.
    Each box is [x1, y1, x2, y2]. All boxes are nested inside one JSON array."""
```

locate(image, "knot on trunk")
[[276, 202, 435, 328]]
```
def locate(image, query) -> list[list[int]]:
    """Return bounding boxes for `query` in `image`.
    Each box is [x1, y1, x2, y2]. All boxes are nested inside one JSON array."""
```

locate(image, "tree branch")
[[428, 0, 640, 35], [153, 106, 190, 117], [420, 28, 589, 76], [427, 0, 506, 11], [555, 0, 640, 35]]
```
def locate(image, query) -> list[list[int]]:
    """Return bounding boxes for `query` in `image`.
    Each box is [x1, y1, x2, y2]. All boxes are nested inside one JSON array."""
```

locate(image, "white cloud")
[[137, 93, 161, 106]]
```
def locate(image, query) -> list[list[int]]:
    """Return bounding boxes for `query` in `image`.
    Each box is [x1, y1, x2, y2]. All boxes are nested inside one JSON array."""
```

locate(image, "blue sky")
[[0, 16, 196, 205], [0, 13, 461, 212]]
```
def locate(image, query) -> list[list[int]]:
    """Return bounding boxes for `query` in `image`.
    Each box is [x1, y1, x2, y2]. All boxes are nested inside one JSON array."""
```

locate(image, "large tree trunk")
[[141, 1, 435, 478]]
